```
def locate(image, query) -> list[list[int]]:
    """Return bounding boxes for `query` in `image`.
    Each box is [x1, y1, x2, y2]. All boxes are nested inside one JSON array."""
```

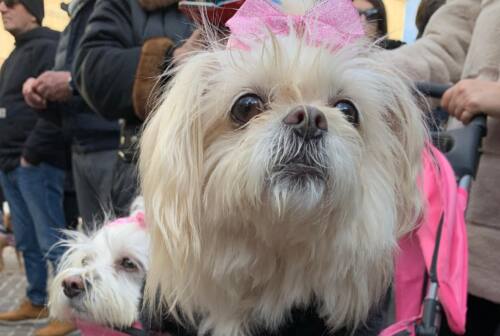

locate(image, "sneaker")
[[0, 298, 49, 324], [35, 320, 78, 336]]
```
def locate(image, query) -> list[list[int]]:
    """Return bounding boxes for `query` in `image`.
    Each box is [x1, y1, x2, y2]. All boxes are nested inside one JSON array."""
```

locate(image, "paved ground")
[[0, 247, 38, 336], [0, 247, 80, 336]]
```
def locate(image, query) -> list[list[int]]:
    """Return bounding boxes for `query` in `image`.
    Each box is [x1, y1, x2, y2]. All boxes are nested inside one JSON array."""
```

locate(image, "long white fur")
[[49, 218, 150, 328], [140, 1, 427, 335]]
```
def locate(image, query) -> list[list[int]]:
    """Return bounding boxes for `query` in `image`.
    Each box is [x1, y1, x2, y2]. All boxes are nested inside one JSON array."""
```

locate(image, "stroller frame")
[[410, 83, 487, 336]]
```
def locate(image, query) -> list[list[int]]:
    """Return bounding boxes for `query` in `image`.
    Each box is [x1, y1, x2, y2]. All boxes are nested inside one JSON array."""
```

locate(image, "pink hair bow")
[[106, 211, 147, 230], [226, 0, 365, 51]]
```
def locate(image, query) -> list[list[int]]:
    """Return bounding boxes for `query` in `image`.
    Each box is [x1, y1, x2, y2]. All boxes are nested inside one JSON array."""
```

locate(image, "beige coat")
[[392, 0, 500, 303]]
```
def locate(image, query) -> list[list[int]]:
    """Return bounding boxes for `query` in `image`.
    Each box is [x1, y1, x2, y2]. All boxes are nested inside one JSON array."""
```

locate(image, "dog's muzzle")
[[283, 106, 328, 140], [270, 105, 329, 183], [62, 275, 85, 299]]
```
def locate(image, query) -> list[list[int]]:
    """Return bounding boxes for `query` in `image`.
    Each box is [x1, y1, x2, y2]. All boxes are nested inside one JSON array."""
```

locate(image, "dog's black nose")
[[283, 106, 328, 139], [62, 276, 85, 298]]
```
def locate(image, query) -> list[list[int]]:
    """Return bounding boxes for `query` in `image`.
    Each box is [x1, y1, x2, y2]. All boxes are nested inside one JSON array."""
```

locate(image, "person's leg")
[[111, 158, 139, 218], [63, 189, 79, 230], [0, 169, 48, 306], [63, 168, 80, 230], [17, 163, 66, 270], [72, 150, 117, 231], [465, 294, 500, 336]]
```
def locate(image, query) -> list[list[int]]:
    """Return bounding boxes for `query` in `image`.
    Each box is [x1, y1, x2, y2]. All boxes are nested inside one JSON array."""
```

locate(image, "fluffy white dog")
[[49, 207, 149, 331], [140, 0, 427, 335]]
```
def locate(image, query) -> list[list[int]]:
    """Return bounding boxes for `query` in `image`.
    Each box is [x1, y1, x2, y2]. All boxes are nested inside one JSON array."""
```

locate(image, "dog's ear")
[[383, 80, 428, 237], [139, 50, 217, 308]]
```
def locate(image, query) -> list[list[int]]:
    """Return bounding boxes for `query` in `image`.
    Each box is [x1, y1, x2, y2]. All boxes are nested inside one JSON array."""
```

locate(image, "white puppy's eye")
[[81, 257, 89, 266], [231, 94, 265, 125], [333, 100, 359, 126], [120, 257, 138, 272]]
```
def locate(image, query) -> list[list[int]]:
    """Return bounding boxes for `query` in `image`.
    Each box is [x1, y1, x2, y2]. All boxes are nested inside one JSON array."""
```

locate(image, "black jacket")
[[0, 27, 64, 172], [55, 0, 119, 153], [74, 0, 192, 126]]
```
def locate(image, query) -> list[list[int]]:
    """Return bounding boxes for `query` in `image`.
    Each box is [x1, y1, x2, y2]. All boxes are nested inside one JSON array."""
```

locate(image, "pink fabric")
[[380, 146, 468, 335], [226, 0, 364, 51], [76, 319, 143, 336], [380, 318, 418, 336], [105, 211, 146, 230]]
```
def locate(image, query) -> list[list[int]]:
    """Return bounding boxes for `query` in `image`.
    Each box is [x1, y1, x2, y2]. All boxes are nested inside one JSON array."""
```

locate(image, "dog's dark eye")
[[334, 100, 359, 126], [231, 94, 265, 125], [120, 257, 138, 272], [81, 257, 89, 266]]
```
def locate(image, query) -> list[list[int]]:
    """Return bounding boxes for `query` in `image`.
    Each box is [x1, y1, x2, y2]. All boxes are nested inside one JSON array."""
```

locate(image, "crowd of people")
[[0, 0, 499, 335], [0, 0, 195, 334]]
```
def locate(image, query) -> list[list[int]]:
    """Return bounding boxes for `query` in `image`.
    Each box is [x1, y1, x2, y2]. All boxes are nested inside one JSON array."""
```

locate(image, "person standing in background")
[[23, 0, 120, 232], [352, 0, 404, 49], [414, 0, 445, 39], [0, 1, 73, 335], [73, 0, 193, 216]]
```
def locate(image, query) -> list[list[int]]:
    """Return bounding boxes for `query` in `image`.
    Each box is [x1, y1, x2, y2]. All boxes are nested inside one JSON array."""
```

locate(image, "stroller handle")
[[414, 82, 488, 336], [416, 82, 488, 179], [415, 82, 451, 98]]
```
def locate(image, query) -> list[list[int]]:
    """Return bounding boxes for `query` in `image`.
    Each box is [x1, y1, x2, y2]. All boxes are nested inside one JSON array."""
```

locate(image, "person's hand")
[[23, 77, 47, 109], [442, 79, 500, 124], [173, 29, 204, 64], [34, 71, 72, 102]]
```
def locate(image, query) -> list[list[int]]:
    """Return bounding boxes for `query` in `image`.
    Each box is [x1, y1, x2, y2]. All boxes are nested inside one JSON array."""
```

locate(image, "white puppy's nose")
[[283, 106, 328, 140], [62, 275, 85, 298]]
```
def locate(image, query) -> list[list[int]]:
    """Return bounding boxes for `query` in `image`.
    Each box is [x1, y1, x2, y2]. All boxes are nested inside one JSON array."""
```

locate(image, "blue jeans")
[[0, 163, 66, 305]]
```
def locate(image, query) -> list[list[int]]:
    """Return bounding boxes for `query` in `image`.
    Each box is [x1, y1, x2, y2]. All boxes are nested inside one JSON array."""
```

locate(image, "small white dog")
[[49, 204, 149, 333], [140, 0, 427, 335]]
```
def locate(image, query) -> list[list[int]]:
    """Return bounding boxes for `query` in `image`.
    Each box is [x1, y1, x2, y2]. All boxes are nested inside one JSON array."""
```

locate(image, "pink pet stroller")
[[381, 82, 488, 336]]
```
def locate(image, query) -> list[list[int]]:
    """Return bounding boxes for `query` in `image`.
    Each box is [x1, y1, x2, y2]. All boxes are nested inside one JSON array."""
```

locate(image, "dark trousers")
[[465, 294, 500, 336], [110, 157, 138, 218], [441, 294, 500, 335], [72, 150, 116, 231], [0, 164, 66, 305]]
